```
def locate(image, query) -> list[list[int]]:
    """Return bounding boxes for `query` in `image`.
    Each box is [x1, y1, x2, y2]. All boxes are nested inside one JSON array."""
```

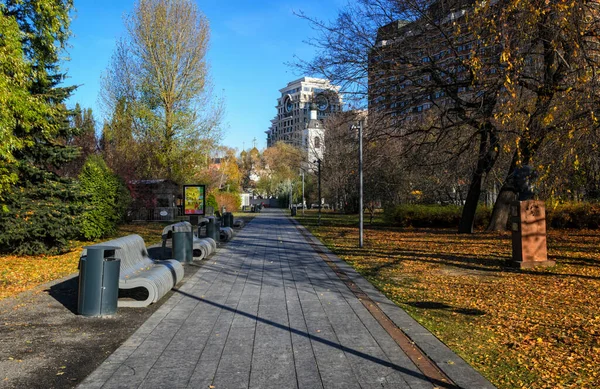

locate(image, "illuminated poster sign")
[[183, 185, 206, 215]]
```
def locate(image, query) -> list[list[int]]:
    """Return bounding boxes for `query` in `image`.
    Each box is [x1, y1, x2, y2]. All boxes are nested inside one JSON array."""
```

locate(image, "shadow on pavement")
[[47, 276, 79, 315], [173, 288, 461, 389]]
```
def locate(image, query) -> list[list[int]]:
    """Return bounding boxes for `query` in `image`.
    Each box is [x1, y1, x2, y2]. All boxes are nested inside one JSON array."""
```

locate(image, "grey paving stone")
[[253, 322, 292, 352], [131, 339, 170, 359], [186, 360, 219, 388], [344, 346, 407, 387], [80, 209, 495, 389], [100, 359, 154, 389], [152, 348, 203, 370], [231, 310, 258, 328], [310, 343, 361, 389], [250, 348, 297, 389], [291, 331, 324, 389], [78, 363, 121, 389], [212, 329, 254, 389], [103, 346, 138, 365], [138, 364, 195, 388]]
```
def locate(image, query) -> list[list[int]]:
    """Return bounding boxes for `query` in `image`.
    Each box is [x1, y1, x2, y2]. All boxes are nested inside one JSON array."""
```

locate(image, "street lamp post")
[[301, 169, 305, 216], [358, 121, 363, 248], [314, 159, 322, 226], [352, 121, 364, 248], [289, 179, 293, 211]]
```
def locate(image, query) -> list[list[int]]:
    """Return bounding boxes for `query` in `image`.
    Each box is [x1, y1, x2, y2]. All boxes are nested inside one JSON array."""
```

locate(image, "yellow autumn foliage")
[[298, 212, 600, 389]]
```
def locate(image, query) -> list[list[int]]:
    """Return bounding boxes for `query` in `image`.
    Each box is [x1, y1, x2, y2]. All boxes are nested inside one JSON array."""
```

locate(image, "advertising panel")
[[183, 185, 206, 215]]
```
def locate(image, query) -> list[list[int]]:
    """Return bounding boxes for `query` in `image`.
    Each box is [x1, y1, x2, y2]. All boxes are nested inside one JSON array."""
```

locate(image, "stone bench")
[[81, 234, 184, 308], [219, 226, 234, 242]]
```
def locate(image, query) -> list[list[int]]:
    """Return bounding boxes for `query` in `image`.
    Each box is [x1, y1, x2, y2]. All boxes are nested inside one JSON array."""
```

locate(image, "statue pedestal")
[[508, 200, 555, 269]]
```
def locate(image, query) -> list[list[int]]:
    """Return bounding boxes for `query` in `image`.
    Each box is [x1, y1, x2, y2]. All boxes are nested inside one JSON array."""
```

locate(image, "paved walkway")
[[79, 209, 495, 389]]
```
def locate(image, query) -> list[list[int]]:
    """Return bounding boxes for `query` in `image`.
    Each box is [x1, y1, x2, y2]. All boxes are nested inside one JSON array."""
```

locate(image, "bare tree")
[[298, 0, 600, 232], [297, 0, 505, 232], [321, 112, 362, 211]]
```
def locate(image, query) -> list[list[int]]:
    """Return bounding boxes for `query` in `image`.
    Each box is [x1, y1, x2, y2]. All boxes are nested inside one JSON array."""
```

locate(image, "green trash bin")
[[171, 222, 193, 263], [207, 217, 219, 243], [78, 245, 121, 317], [222, 212, 231, 227], [215, 219, 222, 242], [223, 212, 229, 227]]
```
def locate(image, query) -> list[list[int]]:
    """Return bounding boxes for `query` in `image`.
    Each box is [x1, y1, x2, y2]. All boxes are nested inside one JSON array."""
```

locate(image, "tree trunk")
[[458, 124, 498, 234], [458, 173, 482, 233], [487, 151, 519, 231], [486, 182, 516, 231]]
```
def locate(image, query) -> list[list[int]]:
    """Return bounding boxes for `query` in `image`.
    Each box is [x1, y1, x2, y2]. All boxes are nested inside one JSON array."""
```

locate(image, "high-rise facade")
[[367, 0, 493, 129], [265, 77, 342, 160]]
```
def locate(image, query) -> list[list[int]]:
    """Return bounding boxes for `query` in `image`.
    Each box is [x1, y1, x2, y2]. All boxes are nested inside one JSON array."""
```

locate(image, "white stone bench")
[[81, 234, 184, 308]]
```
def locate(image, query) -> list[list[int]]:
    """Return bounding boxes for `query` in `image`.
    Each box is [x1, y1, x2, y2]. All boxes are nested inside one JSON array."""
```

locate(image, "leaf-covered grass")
[[296, 210, 600, 389], [0, 223, 167, 301]]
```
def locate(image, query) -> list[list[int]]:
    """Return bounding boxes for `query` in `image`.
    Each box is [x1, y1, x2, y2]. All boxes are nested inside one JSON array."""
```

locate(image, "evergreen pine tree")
[[0, 0, 83, 254], [60, 103, 98, 177]]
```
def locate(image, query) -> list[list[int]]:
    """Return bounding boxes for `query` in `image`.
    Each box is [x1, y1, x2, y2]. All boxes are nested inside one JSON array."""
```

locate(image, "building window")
[[314, 136, 321, 149]]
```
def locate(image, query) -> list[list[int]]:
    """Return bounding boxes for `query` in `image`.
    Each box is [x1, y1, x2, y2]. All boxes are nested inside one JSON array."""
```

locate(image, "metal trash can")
[[171, 221, 193, 263], [223, 212, 232, 227], [214, 219, 222, 242], [207, 217, 220, 243], [78, 245, 121, 317], [222, 212, 229, 227]]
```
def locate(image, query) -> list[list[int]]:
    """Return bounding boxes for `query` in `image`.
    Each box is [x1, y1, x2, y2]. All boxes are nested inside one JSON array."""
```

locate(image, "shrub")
[[213, 191, 242, 212], [546, 202, 600, 229], [206, 194, 218, 212], [0, 178, 82, 255], [385, 204, 491, 229], [78, 155, 130, 240]]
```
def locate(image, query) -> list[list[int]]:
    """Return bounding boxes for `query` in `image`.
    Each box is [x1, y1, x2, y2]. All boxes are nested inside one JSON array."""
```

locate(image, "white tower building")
[[303, 103, 325, 163], [265, 77, 342, 159]]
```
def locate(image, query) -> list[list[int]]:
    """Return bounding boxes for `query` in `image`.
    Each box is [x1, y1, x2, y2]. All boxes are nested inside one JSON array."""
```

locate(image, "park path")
[[78, 209, 494, 389]]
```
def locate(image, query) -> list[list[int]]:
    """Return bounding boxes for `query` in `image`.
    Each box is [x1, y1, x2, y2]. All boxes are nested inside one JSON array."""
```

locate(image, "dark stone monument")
[[513, 165, 537, 201], [508, 166, 555, 269]]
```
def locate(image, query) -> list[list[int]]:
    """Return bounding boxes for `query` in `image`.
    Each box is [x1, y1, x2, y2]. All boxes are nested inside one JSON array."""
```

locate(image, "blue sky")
[[65, 0, 344, 151]]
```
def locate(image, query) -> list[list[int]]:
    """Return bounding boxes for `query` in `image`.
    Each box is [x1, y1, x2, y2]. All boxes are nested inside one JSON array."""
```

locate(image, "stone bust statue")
[[512, 165, 538, 201]]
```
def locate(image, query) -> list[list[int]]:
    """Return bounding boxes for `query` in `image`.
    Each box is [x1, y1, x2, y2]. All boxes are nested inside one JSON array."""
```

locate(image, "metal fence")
[[127, 207, 183, 222]]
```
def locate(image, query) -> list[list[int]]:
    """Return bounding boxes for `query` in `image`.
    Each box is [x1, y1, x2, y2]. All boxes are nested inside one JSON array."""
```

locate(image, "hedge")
[[384, 204, 491, 228], [78, 155, 130, 240], [546, 202, 600, 229], [385, 202, 600, 229]]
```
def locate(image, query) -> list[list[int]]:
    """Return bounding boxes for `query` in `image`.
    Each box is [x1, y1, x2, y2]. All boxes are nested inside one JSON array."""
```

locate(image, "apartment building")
[[367, 0, 500, 131]]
